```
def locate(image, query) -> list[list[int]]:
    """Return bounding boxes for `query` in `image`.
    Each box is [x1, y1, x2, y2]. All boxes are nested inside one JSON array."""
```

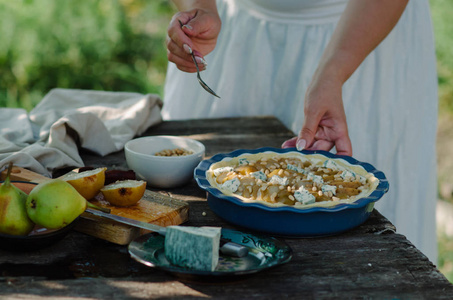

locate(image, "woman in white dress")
[[163, 0, 438, 263]]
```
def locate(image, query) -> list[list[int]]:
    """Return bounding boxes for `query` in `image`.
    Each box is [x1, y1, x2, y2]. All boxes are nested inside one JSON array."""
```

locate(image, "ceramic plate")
[[128, 228, 292, 281], [194, 148, 389, 237]]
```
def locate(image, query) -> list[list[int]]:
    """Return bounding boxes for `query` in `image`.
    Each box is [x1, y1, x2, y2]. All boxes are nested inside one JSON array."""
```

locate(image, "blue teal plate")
[[128, 228, 292, 280], [194, 147, 389, 237]]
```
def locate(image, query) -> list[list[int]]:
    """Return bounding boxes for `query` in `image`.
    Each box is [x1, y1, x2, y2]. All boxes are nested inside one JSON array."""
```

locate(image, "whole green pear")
[[26, 179, 87, 229], [0, 163, 35, 236]]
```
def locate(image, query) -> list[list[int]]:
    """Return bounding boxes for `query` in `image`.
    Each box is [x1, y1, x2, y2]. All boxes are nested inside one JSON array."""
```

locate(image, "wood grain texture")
[[0, 166, 51, 183], [1, 117, 451, 299], [76, 190, 189, 245]]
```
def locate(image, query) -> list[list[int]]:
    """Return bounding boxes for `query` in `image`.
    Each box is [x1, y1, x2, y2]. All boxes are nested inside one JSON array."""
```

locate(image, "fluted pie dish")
[[194, 147, 389, 237]]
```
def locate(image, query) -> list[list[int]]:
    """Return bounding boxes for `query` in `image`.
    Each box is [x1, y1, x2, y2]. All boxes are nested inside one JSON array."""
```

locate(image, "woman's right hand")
[[166, 7, 221, 73], [281, 74, 353, 156]]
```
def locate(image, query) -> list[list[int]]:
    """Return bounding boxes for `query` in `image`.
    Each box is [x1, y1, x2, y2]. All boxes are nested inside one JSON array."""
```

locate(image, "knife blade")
[[85, 208, 248, 258]]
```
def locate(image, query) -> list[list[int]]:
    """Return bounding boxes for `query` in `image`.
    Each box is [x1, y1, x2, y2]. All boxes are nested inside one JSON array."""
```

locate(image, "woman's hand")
[[282, 0, 408, 156], [166, 5, 221, 73], [282, 76, 352, 156]]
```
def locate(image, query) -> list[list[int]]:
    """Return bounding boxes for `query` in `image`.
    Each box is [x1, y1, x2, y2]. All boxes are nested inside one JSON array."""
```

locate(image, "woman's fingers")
[[331, 136, 352, 156], [166, 37, 198, 73], [167, 15, 195, 63], [281, 136, 297, 148], [166, 8, 221, 72], [307, 139, 334, 152]]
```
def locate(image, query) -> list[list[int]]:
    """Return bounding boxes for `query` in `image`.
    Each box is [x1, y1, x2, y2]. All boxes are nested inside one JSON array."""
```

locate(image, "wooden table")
[[1, 116, 452, 299]]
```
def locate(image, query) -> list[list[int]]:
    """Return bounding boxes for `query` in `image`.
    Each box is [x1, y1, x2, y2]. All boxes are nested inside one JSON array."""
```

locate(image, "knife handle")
[[220, 240, 249, 258]]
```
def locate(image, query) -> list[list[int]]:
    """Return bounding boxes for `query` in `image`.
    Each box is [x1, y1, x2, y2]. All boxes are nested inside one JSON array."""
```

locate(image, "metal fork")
[[178, 20, 220, 98]]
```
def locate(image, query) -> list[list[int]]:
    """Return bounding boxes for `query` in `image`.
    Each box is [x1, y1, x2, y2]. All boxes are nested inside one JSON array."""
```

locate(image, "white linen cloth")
[[0, 88, 163, 177], [162, 0, 439, 262]]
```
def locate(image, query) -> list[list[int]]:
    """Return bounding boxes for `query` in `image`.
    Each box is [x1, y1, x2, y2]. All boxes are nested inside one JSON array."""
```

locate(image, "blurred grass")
[[0, 0, 452, 284]]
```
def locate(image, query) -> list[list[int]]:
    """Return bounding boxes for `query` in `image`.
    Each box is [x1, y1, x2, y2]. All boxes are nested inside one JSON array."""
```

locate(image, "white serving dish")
[[125, 135, 205, 188]]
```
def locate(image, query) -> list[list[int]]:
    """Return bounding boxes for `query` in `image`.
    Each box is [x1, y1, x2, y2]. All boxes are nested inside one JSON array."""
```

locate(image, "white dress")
[[163, 0, 439, 262]]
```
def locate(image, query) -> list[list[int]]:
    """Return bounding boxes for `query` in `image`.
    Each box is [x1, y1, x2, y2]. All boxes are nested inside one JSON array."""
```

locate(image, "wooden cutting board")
[[0, 166, 189, 245]]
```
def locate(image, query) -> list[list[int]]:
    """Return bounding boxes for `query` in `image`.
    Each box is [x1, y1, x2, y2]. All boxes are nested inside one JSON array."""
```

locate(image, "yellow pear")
[[0, 163, 35, 236], [100, 180, 146, 207], [61, 167, 106, 200]]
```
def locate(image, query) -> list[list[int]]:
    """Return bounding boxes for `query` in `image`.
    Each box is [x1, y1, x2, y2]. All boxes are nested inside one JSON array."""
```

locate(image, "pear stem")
[[86, 201, 111, 213], [3, 162, 13, 185]]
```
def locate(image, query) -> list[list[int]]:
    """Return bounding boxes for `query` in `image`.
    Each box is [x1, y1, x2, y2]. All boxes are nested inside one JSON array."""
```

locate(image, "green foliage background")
[[431, 0, 453, 284], [432, 0, 453, 114], [1, 0, 452, 117], [0, 0, 452, 283], [0, 0, 174, 111]]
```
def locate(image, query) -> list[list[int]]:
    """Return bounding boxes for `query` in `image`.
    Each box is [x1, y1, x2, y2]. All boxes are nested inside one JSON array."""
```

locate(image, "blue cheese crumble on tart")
[[207, 152, 379, 209]]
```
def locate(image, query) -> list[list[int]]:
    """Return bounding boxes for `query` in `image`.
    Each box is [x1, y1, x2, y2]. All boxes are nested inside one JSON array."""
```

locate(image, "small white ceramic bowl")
[[125, 135, 205, 188]]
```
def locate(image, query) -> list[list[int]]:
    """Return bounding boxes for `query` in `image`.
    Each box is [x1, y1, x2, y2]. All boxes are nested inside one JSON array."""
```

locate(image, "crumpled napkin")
[[0, 88, 163, 177]]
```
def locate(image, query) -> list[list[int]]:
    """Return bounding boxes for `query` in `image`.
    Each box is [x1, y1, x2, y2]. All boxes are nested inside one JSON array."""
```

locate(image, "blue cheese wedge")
[[287, 163, 305, 174], [321, 184, 337, 195], [339, 170, 366, 184], [164, 226, 221, 271], [238, 158, 249, 165], [340, 170, 356, 181], [357, 175, 367, 185], [294, 186, 316, 205], [221, 178, 240, 192], [307, 173, 324, 185], [269, 175, 289, 186], [251, 170, 267, 181], [213, 166, 234, 177], [323, 159, 342, 171]]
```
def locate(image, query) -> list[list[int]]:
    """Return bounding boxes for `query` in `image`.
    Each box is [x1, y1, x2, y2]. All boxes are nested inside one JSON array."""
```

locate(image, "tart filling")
[[206, 152, 380, 209]]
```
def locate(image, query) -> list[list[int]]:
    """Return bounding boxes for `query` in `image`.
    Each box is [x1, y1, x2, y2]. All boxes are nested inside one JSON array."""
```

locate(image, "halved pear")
[[61, 167, 106, 200], [100, 180, 146, 207]]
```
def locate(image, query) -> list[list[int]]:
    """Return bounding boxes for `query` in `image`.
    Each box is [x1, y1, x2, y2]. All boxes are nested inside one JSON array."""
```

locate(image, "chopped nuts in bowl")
[[125, 136, 205, 188], [154, 148, 194, 157], [194, 147, 389, 237]]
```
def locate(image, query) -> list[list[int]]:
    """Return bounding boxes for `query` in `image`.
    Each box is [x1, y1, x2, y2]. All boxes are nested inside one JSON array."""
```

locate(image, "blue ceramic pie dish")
[[194, 147, 389, 237]]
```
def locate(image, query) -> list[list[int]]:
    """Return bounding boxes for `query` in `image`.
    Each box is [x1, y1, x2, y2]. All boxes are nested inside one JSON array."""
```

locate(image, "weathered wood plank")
[[1, 117, 451, 299], [146, 116, 294, 136], [76, 116, 295, 171]]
